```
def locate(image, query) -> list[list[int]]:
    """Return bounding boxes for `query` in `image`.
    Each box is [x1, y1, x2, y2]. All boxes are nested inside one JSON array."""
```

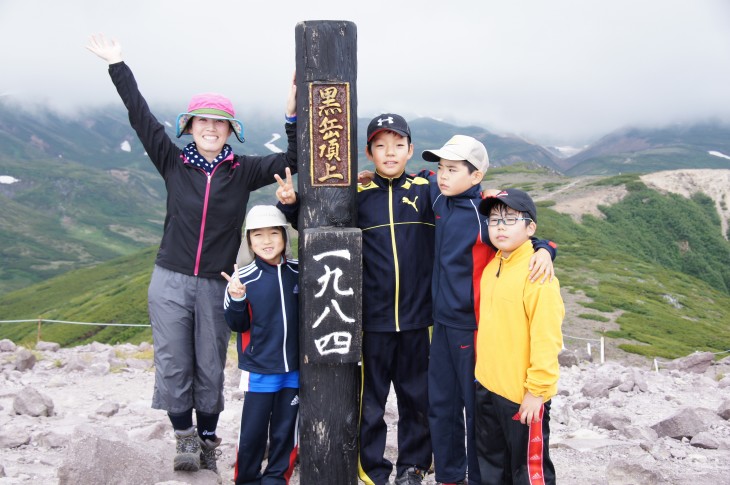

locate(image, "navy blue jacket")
[[224, 257, 300, 374], [109, 62, 297, 278], [431, 182, 556, 330], [357, 171, 436, 332]]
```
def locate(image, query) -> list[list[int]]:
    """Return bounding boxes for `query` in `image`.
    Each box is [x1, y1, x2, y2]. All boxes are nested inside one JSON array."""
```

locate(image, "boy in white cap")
[[222, 205, 300, 485], [476, 189, 563, 485], [421, 136, 556, 485]]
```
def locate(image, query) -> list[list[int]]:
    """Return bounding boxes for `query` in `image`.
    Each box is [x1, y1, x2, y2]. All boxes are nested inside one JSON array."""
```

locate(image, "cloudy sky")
[[1, 0, 729, 144]]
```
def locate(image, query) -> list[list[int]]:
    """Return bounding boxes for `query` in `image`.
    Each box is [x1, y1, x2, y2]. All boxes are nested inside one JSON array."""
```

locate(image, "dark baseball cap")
[[479, 189, 537, 223], [366, 113, 411, 142]]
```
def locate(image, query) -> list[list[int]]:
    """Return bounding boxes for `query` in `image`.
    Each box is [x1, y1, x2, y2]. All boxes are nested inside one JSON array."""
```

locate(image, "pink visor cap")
[[176, 93, 245, 143]]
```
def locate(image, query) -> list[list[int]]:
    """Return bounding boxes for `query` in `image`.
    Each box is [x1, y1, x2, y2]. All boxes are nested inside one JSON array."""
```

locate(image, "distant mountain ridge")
[[2, 101, 730, 294], [561, 122, 730, 176], [4, 101, 730, 175]]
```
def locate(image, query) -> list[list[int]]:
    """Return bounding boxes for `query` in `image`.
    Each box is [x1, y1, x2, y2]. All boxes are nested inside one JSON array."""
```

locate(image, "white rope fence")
[[563, 334, 605, 363], [0, 318, 149, 342]]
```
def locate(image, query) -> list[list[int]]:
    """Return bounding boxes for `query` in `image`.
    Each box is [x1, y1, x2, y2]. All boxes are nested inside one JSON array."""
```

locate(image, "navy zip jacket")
[[358, 171, 436, 332], [431, 182, 556, 330], [108, 62, 297, 278], [223, 257, 300, 374]]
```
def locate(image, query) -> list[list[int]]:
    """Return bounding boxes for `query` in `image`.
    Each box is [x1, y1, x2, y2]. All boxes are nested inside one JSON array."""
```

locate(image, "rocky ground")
[[1, 338, 729, 484]]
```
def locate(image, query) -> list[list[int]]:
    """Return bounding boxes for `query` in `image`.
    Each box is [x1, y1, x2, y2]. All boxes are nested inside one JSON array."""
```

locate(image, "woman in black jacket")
[[86, 34, 297, 474]]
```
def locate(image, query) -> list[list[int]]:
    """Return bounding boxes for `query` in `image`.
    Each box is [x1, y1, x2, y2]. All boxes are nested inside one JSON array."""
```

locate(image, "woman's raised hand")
[[86, 33, 123, 65]]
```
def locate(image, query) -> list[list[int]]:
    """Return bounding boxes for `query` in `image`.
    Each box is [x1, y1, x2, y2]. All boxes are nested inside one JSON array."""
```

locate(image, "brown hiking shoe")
[[173, 426, 200, 472], [199, 437, 222, 473]]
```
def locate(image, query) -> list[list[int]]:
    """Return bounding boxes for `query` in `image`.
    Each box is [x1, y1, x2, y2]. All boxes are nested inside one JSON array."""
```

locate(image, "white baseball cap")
[[422, 135, 489, 172]]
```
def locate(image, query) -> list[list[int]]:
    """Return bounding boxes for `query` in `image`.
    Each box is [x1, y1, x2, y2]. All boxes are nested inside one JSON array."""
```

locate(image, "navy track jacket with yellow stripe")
[[358, 171, 436, 332]]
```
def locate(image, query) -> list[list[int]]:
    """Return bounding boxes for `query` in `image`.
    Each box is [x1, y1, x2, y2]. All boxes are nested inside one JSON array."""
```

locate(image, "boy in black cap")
[[275, 113, 433, 485], [475, 189, 564, 485], [357, 113, 434, 485]]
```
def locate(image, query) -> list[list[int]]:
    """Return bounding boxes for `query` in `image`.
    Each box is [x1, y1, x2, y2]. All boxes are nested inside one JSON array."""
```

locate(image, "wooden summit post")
[[295, 21, 361, 483]]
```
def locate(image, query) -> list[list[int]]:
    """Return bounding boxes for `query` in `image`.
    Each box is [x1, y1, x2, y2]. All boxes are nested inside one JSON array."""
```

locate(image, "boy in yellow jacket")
[[475, 189, 564, 485]]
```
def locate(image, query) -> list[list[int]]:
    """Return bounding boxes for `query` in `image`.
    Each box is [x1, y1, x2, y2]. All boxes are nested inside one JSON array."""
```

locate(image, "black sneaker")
[[395, 466, 425, 485]]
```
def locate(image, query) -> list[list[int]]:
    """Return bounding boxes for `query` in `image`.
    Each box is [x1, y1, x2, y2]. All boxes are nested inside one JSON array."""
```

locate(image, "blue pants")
[[235, 387, 299, 485], [358, 329, 432, 485], [428, 323, 480, 484]]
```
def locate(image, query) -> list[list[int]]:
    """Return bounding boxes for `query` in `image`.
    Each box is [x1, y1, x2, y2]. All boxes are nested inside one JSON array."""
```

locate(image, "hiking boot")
[[395, 466, 425, 485], [173, 426, 201, 471], [199, 436, 222, 473]]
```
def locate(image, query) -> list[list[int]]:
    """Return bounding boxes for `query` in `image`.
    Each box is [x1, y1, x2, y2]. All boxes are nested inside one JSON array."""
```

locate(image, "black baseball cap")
[[479, 189, 537, 223], [366, 113, 411, 142]]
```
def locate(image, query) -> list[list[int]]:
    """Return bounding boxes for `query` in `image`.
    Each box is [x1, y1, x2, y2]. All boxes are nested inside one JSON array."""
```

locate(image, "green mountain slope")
[[1, 168, 729, 360], [0, 103, 295, 295], [0, 155, 165, 293]]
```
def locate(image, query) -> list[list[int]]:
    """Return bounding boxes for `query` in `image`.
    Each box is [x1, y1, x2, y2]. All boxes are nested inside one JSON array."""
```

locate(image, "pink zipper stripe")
[[194, 174, 212, 276], [192, 154, 233, 276]]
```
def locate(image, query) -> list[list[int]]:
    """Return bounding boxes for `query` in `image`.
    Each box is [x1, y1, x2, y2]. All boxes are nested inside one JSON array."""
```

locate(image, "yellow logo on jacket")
[[401, 196, 419, 212]]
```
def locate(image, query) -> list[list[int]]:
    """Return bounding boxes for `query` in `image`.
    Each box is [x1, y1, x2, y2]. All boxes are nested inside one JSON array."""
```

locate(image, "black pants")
[[358, 329, 432, 485], [234, 387, 299, 485], [475, 383, 555, 485]]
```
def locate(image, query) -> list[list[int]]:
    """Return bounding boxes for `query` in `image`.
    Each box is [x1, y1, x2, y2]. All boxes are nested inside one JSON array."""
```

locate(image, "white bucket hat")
[[236, 205, 296, 266]]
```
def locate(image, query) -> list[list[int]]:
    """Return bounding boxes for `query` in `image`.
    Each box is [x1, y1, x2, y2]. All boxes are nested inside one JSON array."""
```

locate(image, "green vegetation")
[[578, 313, 610, 322], [0, 247, 156, 347], [588, 173, 642, 187], [3, 177, 729, 360], [483, 163, 553, 180], [534, 183, 730, 359]]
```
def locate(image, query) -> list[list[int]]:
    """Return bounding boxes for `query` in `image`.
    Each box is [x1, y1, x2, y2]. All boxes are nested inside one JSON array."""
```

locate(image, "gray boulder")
[[605, 457, 668, 484], [690, 431, 720, 449], [65, 357, 89, 372], [621, 425, 658, 443], [13, 386, 54, 417], [36, 430, 68, 448], [0, 426, 31, 449], [580, 375, 621, 398], [718, 399, 730, 420], [650, 407, 724, 439], [663, 351, 714, 374], [35, 341, 61, 352], [0, 339, 16, 352], [57, 430, 219, 485], [558, 349, 579, 367], [95, 402, 120, 417], [14, 348, 36, 371], [590, 410, 631, 431], [631, 368, 648, 392]]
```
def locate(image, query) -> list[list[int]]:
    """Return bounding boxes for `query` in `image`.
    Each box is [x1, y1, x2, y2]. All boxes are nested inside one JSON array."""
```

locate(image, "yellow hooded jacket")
[[475, 239, 565, 404]]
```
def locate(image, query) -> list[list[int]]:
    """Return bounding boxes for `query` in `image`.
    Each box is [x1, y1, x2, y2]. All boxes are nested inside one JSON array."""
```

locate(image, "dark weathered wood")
[[295, 20, 361, 484], [300, 228, 362, 364]]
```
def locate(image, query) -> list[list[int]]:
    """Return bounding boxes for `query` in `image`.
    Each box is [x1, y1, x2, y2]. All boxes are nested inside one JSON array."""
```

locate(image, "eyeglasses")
[[486, 217, 532, 226]]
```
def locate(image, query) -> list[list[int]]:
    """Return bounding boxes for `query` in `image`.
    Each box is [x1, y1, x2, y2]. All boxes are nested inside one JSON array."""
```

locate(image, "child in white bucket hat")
[[222, 205, 299, 484]]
